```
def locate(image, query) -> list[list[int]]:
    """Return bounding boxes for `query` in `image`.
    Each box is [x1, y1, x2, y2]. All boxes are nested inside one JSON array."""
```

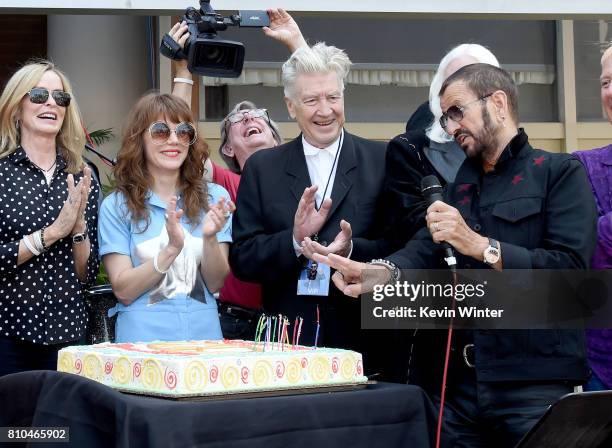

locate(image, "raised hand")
[[165, 196, 185, 253], [168, 21, 190, 73], [263, 8, 307, 52], [71, 166, 92, 236], [301, 219, 352, 260], [48, 171, 88, 240], [293, 185, 332, 245], [203, 197, 236, 238]]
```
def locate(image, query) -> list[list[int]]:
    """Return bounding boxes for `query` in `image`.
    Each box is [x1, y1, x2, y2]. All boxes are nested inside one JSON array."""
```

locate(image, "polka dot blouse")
[[0, 146, 100, 345]]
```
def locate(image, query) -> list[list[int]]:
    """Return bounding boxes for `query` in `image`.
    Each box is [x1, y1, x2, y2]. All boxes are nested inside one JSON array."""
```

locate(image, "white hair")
[[602, 43, 612, 65], [427, 44, 500, 143], [281, 42, 352, 99]]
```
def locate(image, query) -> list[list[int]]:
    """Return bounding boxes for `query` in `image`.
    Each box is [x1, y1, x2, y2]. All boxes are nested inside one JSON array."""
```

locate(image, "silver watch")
[[483, 238, 501, 265], [368, 259, 401, 284], [72, 225, 88, 245]]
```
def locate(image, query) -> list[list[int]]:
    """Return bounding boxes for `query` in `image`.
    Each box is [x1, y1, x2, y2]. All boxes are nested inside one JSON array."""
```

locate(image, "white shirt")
[[292, 130, 352, 257]]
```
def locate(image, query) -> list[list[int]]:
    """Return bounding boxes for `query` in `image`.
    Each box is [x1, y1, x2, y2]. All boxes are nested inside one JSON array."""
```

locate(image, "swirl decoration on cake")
[[83, 354, 103, 381], [340, 355, 356, 380], [356, 359, 363, 376], [74, 358, 83, 374], [301, 357, 308, 369], [275, 361, 285, 379], [253, 360, 273, 386], [104, 361, 114, 375], [209, 365, 219, 383], [142, 359, 163, 389], [133, 362, 142, 378], [113, 357, 132, 385], [221, 365, 239, 389], [241, 366, 250, 384], [164, 368, 178, 390], [285, 358, 302, 384], [57, 352, 74, 373], [184, 361, 208, 392], [309, 356, 330, 382], [331, 357, 339, 374]]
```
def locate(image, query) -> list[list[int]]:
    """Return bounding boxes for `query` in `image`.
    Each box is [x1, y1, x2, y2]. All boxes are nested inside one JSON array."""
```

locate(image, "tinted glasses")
[[227, 108, 269, 125], [439, 93, 493, 131], [148, 121, 197, 146], [27, 87, 71, 107]]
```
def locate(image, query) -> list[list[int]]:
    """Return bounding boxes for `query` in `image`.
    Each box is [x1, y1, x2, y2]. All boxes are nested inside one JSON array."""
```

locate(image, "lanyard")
[[313, 131, 343, 212]]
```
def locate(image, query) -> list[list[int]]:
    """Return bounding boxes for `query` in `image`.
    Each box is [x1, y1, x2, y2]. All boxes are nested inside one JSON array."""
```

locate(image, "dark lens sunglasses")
[[27, 87, 71, 107], [439, 93, 493, 130], [149, 121, 197, 146]]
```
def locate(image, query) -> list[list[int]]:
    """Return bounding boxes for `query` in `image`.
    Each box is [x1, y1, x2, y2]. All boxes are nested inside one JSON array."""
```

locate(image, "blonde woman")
[[0, 60, 99, 376]]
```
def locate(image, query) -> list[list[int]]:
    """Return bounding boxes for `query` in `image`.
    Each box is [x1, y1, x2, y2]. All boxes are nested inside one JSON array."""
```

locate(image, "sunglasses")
[[227, 108, 269, 125], [27, 87, 71, 107], [439, 93, 493, 131], [148, 121, 197, 146]]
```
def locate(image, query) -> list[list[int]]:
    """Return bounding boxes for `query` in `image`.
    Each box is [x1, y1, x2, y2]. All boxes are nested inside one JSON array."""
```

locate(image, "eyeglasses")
[[227, 108, 270, 125], [27, 87, 71, 107], [148, 121, 197, 146], [439, 93, 493, 130]]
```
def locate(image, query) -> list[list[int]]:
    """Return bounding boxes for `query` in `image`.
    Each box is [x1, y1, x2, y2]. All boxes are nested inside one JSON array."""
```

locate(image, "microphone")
[[421, 175, 457, 270]]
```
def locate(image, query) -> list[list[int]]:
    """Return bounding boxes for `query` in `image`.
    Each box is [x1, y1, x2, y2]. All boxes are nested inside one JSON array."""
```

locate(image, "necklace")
[[32, 159, 57, 172]]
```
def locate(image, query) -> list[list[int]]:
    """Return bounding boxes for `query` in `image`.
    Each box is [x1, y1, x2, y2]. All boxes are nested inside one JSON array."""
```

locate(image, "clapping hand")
[[165, 196, 185, 253], [301, 219, 352, 260], [293, 185, 332, 246], [203, 197, 236, 238], [50, 167, 91, 239]]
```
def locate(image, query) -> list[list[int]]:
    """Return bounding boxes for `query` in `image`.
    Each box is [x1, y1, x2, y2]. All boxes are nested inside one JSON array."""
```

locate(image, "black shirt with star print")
[[0, 146, 99, 345], [387, 129, 597, 385]]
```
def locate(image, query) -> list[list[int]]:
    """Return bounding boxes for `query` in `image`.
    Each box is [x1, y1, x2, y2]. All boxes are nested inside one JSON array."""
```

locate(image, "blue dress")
[[98, 184, 231, 342]]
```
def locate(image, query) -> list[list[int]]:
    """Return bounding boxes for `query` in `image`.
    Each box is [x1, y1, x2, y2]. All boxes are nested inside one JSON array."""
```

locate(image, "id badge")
[[297, 260, 330, 296]]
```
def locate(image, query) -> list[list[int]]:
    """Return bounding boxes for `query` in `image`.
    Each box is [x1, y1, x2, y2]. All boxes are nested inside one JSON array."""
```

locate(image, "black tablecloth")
[[0, 370, 436, 448]]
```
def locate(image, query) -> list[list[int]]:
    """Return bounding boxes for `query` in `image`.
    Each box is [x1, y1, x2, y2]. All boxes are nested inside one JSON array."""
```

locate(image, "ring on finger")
[[223, 210, 230, 218], [433, 222, 439, 232]]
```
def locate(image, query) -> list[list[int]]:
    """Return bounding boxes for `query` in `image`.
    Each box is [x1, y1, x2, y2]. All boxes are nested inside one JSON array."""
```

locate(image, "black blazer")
[[230, 131, 388, 349]]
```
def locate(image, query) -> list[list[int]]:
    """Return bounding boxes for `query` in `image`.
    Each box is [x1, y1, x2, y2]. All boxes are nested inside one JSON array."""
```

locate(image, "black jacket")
[[230, 131, 388, 351], [387, 130, 597, 385]]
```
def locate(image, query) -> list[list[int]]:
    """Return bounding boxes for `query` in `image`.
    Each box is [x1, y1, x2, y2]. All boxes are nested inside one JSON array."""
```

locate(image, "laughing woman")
[[0, 60, 99, 376], [99, 92, 234, 343]]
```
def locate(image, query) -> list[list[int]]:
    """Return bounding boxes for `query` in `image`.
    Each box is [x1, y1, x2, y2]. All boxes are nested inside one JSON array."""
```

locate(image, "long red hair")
[[114, 92, 209, 231]]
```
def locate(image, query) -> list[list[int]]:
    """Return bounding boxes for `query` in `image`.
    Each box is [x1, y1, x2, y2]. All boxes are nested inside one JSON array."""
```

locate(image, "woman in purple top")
[[573, 44, 612, 391]]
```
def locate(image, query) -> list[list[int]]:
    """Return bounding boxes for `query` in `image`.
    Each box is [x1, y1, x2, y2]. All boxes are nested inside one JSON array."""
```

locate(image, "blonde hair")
[[0, 59, 85, 173], [282, 42, 352, 99]]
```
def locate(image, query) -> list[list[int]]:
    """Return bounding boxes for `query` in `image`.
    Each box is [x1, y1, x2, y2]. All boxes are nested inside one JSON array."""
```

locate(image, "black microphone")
[[421, 175, 457, 270]]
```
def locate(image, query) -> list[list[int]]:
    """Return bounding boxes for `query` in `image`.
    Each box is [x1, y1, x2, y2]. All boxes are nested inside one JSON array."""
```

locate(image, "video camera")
[[160, 0, 269, 78]]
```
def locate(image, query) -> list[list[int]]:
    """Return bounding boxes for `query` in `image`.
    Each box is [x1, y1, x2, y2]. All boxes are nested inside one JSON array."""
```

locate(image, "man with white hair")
[[230, 43, 388, 354]]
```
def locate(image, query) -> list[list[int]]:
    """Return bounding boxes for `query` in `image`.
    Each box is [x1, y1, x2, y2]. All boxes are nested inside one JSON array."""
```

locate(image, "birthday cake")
[[57, 340, 367, 397]]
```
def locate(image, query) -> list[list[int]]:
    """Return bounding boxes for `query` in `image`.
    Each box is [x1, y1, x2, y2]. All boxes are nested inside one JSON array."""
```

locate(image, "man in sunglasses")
[[314, 63, 597, 447]]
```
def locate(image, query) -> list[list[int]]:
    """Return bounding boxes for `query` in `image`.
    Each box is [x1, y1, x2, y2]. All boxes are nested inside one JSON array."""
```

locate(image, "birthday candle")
[[296, 317, 304, 347], [292, 316, 299, 348], [314, 305, 321, 349]]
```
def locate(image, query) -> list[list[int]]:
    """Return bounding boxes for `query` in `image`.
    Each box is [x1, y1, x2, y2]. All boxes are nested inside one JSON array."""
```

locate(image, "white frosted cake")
[[57, 340, 367, 397]]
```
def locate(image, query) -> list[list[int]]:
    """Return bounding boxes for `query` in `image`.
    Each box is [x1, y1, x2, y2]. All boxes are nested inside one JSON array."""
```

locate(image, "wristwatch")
[[482, 238, 501, 265], [72, 225, 88, 245]]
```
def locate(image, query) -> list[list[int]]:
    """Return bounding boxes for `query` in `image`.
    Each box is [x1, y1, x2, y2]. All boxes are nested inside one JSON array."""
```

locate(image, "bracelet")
[[32, 230, 44, 253], [173, 77, 194, 85], [368, 259, 401, 284], [153, 254, 170, 274], [40, 227, 49, 252], [22, 235, 41, 256]]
